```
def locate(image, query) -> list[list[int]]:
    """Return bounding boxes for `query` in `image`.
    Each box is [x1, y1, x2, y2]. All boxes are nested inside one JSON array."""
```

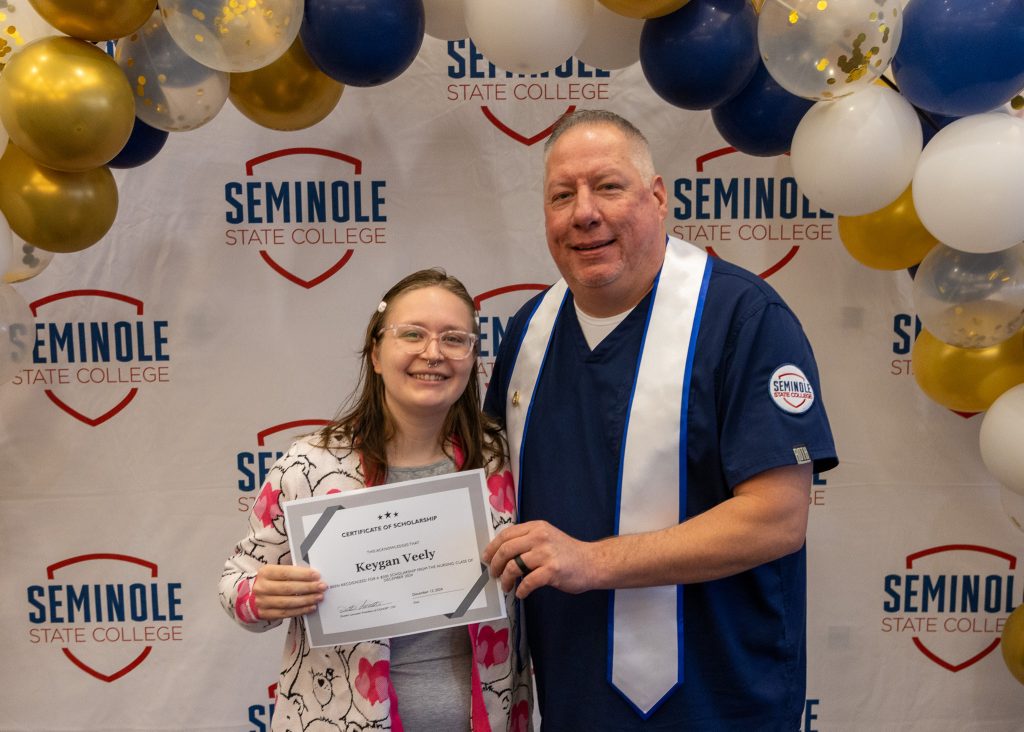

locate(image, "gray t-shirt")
[[386, 458, 472, 730]]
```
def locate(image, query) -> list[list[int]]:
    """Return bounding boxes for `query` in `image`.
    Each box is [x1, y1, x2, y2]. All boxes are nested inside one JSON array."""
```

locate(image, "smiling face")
[[371, 285, 477, 430], [543, 122, 668, 316]]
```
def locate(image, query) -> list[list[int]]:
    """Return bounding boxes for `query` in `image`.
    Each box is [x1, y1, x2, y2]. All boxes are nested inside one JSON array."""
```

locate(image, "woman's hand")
[[252, 564, 327, 620]]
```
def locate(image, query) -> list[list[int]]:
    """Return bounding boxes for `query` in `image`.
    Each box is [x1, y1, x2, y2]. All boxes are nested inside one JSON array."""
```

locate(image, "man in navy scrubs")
[[483, 109, 838, 730]]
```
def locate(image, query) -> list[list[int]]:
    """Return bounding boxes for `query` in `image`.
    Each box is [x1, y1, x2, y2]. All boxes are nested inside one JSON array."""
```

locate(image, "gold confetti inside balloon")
[[912, 327, 1024, 413], [0, 142, 118, 252], [758, 0, 903, 100], [912, 242, 1024, 350], [159, 0, 303, 73], [598, 0, 689, 19], [230, 36, 343, 131], [838, 185, 938, 270], [0, 35, 135, 172], [114, 10, 230, 132], [27, 0, 155, 41], [0, 1, 59, 74]]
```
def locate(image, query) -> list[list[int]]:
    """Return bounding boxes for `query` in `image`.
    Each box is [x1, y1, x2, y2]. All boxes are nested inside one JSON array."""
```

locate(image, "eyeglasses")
[[379, 324, 478, 360]]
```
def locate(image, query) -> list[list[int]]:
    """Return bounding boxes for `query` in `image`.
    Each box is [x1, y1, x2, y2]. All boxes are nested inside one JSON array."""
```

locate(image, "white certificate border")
[[283, 468, 504, 648]]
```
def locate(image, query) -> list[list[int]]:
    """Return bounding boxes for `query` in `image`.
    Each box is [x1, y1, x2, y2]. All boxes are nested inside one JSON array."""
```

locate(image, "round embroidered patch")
[[769, 364, 815, 414]]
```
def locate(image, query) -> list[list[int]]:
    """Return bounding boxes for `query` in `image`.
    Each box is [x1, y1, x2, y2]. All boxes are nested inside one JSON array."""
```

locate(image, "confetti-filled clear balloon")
[[0, 1, 58, 73], [3, 236, 54, 284], [758, 0, 903, 100], [913, 242, 1024, 349], [115, 10, 229, 132], [0, 281, 33, 385], [159, 0, 303, 73]]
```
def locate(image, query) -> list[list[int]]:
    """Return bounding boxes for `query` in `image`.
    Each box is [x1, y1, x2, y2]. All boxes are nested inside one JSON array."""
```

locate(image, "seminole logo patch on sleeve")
[[769, 364, 815, 414]]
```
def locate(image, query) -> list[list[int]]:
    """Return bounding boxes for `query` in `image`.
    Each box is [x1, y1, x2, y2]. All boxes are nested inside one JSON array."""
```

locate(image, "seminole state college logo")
[[223, 148, 390, 288], [445, 40, 612, 146], [10, 290, 171, 426], [27, 553, 184, 682], [670, 148, 834, 279], [881, 544, 1021, 672]]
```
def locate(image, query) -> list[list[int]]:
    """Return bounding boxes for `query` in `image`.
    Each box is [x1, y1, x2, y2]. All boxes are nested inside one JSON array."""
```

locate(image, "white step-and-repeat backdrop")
[[2, 36, 1023, 732]]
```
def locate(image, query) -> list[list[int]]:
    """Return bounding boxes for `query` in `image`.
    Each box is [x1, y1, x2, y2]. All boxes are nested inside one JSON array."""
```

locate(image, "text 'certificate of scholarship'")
[[284, 468, 505, 648]]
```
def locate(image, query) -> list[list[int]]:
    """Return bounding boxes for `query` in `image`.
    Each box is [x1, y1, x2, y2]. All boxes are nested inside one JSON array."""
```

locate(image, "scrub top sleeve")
[[718, 300, 837, 489]]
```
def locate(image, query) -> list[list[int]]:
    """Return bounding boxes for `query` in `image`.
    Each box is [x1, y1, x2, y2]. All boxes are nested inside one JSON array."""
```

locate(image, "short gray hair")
[[543, 109, 656, 182]]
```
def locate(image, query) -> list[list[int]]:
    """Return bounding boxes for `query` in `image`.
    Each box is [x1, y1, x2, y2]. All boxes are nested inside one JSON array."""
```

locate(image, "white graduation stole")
[[505, 237, 710, 717]]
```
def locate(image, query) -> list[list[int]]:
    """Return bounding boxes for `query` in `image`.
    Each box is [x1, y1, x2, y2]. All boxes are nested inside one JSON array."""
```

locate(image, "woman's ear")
[[371, 341, 382, 374]]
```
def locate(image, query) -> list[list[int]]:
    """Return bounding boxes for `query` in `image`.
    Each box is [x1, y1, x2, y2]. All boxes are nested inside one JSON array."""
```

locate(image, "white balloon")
[[0, 281, 33, 385], [912, 113, 1024, 254], [465, 0, 593, 75], [424, 0, 467, 40], [790, 84, 922, 216], [575, 1, 642, 71], [980, 383, 1024, 496]]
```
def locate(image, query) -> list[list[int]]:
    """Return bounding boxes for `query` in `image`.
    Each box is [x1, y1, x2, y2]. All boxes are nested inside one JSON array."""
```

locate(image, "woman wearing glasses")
[[220, 269, 532, 731]]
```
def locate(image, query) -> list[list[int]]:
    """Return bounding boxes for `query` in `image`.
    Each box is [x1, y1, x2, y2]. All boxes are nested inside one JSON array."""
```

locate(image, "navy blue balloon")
[[711, 60, 813, 157], [640, 0, 758, 111], [108, 117, 169, 169], [301, 0, 425, 87], [891, 0, 1024, 117]]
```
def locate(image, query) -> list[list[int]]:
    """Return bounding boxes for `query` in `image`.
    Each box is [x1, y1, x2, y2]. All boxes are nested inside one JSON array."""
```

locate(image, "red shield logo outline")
[[46, 553, 160, 682], [480, 105, 575, 146], [696, 147, 800, 280], [905, 544, 1017, 672], [245, 148, 362, 289], [30, 290, 145, 427]]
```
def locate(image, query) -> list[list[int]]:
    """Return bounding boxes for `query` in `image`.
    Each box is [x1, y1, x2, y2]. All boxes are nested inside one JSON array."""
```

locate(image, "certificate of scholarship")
[[283, 468, 505, 647]]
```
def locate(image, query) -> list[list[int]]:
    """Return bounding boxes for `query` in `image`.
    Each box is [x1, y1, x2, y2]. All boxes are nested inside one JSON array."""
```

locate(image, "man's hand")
[[252, 564, 326, 620], [483, 520, 600, 598]]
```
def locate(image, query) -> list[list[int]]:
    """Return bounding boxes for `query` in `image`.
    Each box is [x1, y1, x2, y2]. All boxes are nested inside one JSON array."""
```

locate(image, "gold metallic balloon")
[[1003, 600, 1024, 685], [0, 142, 118, 252], [0, 35, 135, 172], [912, 327, 1024, 413], [229, 37, 344, 131], [27, 0, 155, 41], [838, 185, 939, 270], [598, 0, 690, 20]]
